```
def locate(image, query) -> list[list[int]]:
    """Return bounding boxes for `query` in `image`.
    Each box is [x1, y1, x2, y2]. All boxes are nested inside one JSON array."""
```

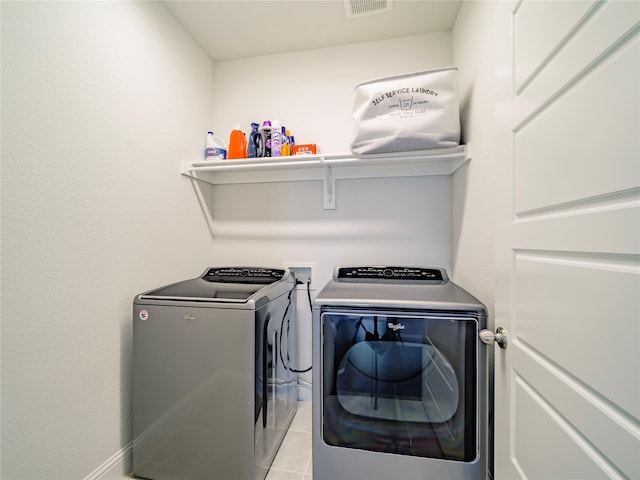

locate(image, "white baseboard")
[[83, 442, 132, 480]]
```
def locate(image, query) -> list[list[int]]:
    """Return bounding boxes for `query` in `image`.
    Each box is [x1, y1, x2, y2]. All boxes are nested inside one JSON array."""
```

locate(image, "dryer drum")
[[320, 310, 477, 462], [336, 341, 460, 423]]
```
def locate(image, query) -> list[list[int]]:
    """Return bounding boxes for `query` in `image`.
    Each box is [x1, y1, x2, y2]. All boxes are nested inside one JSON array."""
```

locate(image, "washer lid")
[[138, 267, 287, 303]]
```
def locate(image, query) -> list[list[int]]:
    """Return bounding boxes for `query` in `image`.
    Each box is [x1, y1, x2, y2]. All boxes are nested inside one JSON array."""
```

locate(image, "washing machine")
[[312, 266, 490, 479], [132, 267, 297, 480]]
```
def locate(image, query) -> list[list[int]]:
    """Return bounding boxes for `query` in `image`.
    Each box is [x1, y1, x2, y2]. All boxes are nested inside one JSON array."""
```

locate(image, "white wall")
[[451, 2, 499, 320], [1, 4, 498, 478], [211, 32, 452, 152], [1, 2, 215, 479], [202, 32, 455, 391]]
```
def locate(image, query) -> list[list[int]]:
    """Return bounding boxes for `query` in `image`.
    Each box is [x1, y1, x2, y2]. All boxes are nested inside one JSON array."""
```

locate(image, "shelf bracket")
[[321, 157, 336, 210]]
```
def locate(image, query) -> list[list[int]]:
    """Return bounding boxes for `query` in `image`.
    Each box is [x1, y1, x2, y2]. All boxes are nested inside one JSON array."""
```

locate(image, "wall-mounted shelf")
[[181, 145, 469, 209]]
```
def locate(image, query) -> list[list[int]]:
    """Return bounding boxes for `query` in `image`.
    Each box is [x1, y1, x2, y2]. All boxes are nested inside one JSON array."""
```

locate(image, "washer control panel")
[[336, 266, 446, 282], [204, 267, 285, 284]]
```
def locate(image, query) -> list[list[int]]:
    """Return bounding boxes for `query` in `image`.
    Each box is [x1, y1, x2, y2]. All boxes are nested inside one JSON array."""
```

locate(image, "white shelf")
[[181, 145, 469, 209]]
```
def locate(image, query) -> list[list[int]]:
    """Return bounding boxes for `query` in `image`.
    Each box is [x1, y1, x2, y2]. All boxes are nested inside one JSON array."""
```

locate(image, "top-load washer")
[[132, 267, 297, 480], [313, 266, 490, 480]]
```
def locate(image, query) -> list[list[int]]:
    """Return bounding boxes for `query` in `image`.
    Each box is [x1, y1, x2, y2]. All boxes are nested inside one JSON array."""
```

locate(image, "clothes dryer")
[[313, 266, 490, 479], [132, 267, 297, 480]]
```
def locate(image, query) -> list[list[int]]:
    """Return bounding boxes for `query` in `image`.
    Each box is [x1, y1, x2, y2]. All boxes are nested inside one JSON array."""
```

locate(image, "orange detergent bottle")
[[228, 123, 247, 159]]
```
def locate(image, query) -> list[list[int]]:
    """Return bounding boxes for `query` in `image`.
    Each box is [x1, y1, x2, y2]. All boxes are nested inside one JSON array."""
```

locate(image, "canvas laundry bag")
[[350, 67, 460, 154]]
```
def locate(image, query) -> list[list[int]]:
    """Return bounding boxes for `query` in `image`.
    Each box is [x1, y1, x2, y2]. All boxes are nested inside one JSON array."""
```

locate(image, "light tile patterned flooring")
[[266, 402, 313, 480]]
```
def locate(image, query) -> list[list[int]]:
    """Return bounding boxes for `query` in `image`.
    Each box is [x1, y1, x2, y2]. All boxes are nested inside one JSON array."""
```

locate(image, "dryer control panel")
[[203, 267, 286, 284], [336, 266, 447, 282]]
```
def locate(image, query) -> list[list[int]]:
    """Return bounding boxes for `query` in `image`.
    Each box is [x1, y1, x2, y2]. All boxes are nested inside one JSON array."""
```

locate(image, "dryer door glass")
[[321, 310, 478, 462]]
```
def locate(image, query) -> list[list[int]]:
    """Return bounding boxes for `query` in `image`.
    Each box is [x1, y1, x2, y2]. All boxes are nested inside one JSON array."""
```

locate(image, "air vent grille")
[[344, 0, 393, 18]]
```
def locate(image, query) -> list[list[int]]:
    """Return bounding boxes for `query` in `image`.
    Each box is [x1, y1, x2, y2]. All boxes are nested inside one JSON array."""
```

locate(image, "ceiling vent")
[[344, 0, 393, 18]]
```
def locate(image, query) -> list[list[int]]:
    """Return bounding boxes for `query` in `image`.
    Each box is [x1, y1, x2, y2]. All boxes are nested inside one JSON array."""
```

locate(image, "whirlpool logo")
[[387, 323, 405, 331]]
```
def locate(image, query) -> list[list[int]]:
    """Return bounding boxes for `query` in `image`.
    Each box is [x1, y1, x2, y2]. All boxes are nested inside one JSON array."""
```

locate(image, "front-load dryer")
[[313, 266, 490, 480], [132, 267, 297, 480]]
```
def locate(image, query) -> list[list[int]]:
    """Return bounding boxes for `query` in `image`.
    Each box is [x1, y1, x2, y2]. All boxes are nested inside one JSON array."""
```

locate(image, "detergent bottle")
[[204, 131, 227, 160], [260, 120, 272, 157], [281, 126, 291, 156], [227, 123, 247, 159], [271, 120, 282, 157], [248, 122, 261, 158]]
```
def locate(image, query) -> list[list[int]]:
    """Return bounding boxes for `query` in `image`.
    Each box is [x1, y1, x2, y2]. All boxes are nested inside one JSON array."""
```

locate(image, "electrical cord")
[[306, 277, 313, 311], [279, 277, 313, 373]]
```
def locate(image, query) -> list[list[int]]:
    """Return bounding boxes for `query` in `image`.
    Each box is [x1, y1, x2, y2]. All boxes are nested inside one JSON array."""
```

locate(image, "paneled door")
[[494, 1, 639, 478]]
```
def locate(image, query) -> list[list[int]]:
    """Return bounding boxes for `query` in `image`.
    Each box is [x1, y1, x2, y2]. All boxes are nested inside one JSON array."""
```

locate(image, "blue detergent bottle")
[[248, 122, 261, 158]]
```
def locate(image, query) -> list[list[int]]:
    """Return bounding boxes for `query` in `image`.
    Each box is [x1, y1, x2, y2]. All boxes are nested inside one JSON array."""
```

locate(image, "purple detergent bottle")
[[260, 120, 272, 157]]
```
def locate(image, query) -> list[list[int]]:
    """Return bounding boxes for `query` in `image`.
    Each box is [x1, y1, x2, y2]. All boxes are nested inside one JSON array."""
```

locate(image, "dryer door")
[[321, 309, 479, 462]]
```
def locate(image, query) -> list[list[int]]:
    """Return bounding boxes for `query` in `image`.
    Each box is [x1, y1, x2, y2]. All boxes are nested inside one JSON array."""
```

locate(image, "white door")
[[494, 1, 640, 479]]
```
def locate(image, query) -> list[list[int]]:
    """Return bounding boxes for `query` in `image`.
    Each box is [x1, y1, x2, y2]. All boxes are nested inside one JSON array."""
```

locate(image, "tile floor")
[[266, 402, 313, 480]]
